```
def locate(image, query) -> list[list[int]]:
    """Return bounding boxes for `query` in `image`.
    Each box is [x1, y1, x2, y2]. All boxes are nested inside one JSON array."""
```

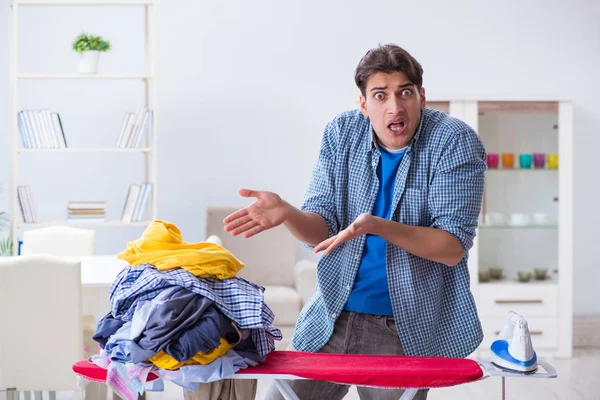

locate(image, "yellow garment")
[[118, 220, 243, 278], [149, 338, 234, 370]]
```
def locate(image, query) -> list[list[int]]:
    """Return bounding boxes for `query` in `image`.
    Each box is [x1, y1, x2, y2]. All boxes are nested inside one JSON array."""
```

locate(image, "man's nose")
[[387, 96, 404, 114]]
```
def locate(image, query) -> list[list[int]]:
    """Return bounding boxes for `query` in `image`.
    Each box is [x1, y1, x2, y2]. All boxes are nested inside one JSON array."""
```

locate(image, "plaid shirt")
[[110, 265, 282, 357], [292, 107, 486, 358]]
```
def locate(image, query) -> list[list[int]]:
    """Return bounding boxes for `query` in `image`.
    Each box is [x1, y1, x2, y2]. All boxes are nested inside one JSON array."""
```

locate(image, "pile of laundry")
[[90, 220, 282, 400]]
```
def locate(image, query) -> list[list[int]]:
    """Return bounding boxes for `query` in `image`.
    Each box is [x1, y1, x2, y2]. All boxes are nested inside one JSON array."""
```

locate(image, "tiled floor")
[[141, 348, 600, 400]]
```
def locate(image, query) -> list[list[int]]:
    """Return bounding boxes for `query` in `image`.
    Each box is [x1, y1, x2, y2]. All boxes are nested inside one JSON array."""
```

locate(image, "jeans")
[[264, 311, 429, 400]]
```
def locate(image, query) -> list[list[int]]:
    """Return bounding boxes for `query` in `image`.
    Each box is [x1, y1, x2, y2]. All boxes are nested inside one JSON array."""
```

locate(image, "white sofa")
[[206, 206, 317, 349]]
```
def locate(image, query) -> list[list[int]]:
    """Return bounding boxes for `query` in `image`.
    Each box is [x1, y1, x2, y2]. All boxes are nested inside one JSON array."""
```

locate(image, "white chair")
[[22, 226, 96, 256], [19, 228, 105, 400], [0, 255, 84, 400]]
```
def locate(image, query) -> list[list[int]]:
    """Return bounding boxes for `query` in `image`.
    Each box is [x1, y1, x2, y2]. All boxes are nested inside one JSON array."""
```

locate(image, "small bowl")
[[489, 267, 504, 280], [534, 268, 548, 280], [479, 270, 491, 283], [518, 272, 532, 283]]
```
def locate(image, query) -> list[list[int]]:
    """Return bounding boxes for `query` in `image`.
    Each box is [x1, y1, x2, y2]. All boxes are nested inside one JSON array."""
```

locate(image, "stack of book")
[[18, 109, 67, 149], [115, 106, 153, 148], [17, 185, 38, 223], [68, 201, 106, 223], [121, 182, 152, 222]]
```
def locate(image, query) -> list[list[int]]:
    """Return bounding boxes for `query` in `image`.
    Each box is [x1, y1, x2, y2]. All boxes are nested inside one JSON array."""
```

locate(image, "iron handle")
[[495, 299, 543, 304], [494, 330, 543, 335]]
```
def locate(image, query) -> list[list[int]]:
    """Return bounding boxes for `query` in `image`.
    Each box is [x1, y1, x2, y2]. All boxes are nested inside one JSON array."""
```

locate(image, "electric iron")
[[490, 311, 538, 374]]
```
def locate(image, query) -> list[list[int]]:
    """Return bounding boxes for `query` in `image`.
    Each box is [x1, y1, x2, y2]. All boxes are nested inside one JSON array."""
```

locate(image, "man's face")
[[359, 71, 426, 150]]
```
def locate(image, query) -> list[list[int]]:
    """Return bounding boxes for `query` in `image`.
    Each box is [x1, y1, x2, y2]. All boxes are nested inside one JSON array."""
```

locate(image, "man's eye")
[[401, 89, 412, 96], [375, 93, 385, 100]]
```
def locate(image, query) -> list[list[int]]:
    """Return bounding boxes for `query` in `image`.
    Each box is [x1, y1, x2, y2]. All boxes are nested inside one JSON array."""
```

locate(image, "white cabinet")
[[430, 100, 573, 358]]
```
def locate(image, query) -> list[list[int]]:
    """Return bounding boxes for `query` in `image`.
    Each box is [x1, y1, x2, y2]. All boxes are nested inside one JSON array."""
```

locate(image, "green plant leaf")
[[0, 236, 13, 257], [73, 32, 111, 53]]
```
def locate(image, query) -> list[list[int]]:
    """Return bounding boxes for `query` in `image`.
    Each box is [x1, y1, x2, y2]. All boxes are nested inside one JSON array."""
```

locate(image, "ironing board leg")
[[399, 389, 418, 400], [24, 391, 30, 400], [502, 377, 506, 400], [273, 380, 300, 400]]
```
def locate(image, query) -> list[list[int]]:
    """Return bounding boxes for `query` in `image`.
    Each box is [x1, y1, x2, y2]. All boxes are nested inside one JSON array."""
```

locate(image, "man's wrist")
[[281, 200, 293, 222], [368, 215, 385, 236], [370, 217, 405, 239]]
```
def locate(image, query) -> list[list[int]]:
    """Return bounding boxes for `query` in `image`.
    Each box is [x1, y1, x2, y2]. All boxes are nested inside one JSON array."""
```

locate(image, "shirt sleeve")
[[428, 128, 486, 253], [300, 118, 341, 242]]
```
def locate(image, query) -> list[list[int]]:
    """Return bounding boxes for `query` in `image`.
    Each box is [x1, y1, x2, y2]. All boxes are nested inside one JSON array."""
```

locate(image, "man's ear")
[[360, 95, 368, 117], [419, 87, 426, 110]]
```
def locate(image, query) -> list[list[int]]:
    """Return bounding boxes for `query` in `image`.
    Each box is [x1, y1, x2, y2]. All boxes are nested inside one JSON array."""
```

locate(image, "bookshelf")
[[8, 0, 158, 255], [18, 148, 154, 153], [17, 74, 153, 80]]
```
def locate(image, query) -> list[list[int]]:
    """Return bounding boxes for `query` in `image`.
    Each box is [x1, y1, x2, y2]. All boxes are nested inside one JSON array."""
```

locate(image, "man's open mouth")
[[388, 120, 406, 134]]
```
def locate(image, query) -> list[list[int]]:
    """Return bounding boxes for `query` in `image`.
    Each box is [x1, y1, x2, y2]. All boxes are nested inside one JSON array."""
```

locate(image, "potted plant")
[[72, 33, 111, 74], [0, 184, 12, 256]]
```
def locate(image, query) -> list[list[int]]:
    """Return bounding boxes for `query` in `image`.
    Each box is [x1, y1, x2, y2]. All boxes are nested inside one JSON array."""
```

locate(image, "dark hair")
[[354, 44, 424, 96]]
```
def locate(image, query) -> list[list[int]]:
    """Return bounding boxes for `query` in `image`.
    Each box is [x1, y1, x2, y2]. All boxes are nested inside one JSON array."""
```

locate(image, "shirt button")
[[372, 161, 377, 167], [332, 313, 337, 318], [354, 255, 359, 260], [346, 285, 351, 290]]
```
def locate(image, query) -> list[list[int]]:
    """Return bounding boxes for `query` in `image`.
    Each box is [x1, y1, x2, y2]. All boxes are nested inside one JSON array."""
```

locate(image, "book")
[[121, 184, 141, 222]]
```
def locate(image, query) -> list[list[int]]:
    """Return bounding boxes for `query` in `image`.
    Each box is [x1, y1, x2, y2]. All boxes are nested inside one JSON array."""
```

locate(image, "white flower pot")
[[78, 50, 100, 74]]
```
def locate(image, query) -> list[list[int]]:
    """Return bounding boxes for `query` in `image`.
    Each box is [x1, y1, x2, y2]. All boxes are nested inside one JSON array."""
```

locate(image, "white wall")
[[0, 0, 598, 314]]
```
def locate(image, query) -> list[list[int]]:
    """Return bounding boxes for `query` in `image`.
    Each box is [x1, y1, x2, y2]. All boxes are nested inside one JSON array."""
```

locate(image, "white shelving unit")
[[15, 220, 150, 228], [430, 99, 573, 358], [17, 74, 153, 80], [8, 0, 158, 254], [17, 148, 154, 153]]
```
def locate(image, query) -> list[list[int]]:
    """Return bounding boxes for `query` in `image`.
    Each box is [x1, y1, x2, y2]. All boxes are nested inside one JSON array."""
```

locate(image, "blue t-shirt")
[[344, 145, 407, 315]]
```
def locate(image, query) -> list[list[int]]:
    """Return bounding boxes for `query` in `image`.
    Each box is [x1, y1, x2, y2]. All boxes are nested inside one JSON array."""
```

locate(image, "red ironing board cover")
[[73, 351, 484, 389], [237, 351, 484, 388], [72, 360, 160, 383]]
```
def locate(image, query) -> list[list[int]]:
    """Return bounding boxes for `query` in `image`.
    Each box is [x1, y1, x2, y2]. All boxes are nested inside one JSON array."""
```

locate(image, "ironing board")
[[72, 350, 557, 400]]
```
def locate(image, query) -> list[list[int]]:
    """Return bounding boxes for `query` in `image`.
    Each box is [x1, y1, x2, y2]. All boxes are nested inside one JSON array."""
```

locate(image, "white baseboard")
[[574, 316, 600, 348]]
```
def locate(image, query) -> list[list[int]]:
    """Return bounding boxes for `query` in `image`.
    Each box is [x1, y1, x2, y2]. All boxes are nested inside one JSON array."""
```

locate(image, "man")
[[223, 44, 486, 400]]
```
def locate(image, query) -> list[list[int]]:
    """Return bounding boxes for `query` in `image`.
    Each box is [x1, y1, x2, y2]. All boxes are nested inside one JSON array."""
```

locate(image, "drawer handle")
[[495, 299, 543, 304], [494, 330, 543, 336]]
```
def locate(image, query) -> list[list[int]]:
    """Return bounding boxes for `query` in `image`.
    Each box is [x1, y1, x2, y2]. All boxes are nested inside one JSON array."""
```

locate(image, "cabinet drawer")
[[477, 284, 558, 317], [480, 316, 558, 349]]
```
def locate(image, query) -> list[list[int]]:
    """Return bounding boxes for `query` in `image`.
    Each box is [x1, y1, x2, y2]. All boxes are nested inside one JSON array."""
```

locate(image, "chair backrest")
[[0, 255, 83, 391], [22, 225, 95, 256], [206, 206, 297, 287]]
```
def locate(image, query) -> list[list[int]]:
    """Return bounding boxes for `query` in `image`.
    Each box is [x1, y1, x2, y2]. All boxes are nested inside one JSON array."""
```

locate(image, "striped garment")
[[109, 264, 281, 357], [90, 353, 155, 400]]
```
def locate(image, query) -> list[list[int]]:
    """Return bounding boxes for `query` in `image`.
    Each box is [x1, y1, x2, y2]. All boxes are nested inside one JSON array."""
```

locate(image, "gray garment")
[[130, 287, 218, 363], [92, 312, 126, 349], [264, 311, 429, 400]]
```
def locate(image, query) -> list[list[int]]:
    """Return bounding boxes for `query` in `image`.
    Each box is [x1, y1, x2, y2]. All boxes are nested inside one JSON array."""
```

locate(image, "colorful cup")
[[487, 153, 499, 169], [533, 153, 546, 169], [548, 153, 559, 169], [519, 154, 532, 169], [501, 153, 514, 169]]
